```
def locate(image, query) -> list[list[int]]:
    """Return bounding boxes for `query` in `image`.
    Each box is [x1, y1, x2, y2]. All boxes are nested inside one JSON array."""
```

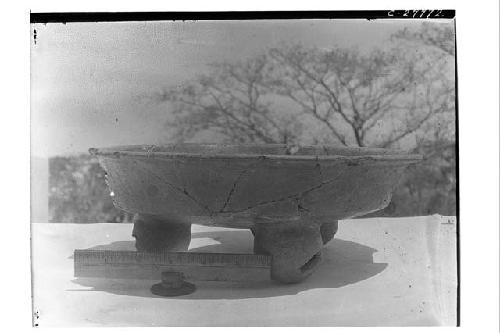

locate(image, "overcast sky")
[[31, 19, 428, 157]]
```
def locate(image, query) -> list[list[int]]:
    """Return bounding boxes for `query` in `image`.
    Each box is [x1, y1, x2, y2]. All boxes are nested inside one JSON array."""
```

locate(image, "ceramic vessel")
[[90, 143, 421, 283]]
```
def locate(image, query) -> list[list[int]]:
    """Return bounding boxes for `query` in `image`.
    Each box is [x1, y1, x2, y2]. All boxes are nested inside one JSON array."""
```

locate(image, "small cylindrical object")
[[150, 271, 196, 297]]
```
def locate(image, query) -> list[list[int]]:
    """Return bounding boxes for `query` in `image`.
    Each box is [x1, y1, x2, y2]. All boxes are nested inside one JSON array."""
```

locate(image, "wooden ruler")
[[74, 250, 271, 282]]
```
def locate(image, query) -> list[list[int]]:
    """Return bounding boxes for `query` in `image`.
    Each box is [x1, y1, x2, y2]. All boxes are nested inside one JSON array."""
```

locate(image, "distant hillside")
[[49, 154, 132, 223]]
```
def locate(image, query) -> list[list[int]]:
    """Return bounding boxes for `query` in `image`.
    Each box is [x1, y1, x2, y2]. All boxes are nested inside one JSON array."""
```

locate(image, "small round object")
[[150, 272, 196, 297]]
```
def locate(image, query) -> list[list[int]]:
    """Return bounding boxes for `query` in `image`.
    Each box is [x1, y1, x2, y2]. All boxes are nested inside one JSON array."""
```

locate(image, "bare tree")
[[264, 44, 445, 148], [382, 21, 456, 216], [158, 55, 303, 145], [393, 21, 455, 56], [158, 22, 455, 151], [391, 22, 456, 145]]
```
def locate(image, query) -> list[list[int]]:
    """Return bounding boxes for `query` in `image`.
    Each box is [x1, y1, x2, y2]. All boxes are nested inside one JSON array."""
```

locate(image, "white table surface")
[[31, 215, 457, 327]]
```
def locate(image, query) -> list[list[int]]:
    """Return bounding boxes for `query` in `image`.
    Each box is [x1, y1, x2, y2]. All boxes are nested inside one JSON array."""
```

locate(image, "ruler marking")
[[74, 250, 272, 267], [73, 250, 272, 282]]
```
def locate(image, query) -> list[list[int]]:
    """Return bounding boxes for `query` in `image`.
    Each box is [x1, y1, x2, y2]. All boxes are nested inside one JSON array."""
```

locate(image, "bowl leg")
[[132, 214, 191, 252], [253, 222, 323, 283], [320, 221, 338, 245]]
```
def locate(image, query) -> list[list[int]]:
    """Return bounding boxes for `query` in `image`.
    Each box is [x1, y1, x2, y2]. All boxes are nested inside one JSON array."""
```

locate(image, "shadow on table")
[[70, 229, 387, 300]]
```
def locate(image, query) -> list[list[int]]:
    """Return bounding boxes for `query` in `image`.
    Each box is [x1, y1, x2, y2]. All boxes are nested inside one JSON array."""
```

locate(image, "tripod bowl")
[[90, 143, 420, 227]]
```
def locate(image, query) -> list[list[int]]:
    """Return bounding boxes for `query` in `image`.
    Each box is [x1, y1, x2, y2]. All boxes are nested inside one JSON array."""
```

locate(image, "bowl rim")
[[89, 143, 423, 162]]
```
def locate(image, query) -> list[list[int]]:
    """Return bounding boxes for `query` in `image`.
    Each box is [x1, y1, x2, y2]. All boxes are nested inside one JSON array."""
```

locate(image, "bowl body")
[[90, 144, 421, 228]]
